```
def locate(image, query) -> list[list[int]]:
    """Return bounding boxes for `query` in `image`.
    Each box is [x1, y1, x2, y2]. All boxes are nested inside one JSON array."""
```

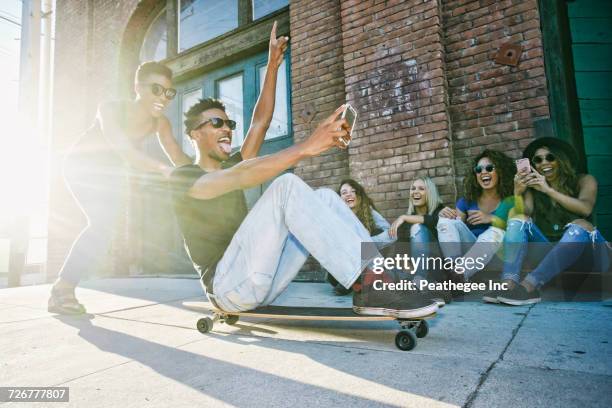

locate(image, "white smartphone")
[[340, 104, 357, 146], [515, 158, 531, 173]]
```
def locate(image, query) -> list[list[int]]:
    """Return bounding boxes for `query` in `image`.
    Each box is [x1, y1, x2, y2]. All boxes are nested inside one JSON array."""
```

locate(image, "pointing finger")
[[271, 21, 277, 41]]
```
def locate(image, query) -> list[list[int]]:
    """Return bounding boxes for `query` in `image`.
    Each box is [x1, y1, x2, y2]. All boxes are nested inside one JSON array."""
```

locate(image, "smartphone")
[[515, 158, 531, 174], [340, 104, 357, 146]]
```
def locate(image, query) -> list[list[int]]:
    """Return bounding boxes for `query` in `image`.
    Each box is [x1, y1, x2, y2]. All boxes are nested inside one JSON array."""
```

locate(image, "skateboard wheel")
[[197, 317, 213, 334], [224, 315, 239, 325], [416, 320, 429, 338], [395, 330, 417, 351]]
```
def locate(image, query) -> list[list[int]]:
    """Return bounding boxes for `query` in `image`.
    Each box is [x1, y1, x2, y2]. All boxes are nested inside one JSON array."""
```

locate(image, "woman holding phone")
[[437, 149, 515, 281], [487, 138, 609, 305]]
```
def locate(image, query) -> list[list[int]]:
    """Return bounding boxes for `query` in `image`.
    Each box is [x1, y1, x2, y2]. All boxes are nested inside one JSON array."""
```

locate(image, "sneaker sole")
[[353, 303, 438, 319], [482, 295, 500, 304], [497, 296, 541, 306], [432, 298, 445, 308]]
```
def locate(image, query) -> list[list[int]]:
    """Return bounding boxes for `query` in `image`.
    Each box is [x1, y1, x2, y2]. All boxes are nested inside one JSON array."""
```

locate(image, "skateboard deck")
[[183, 301, 436, 351], [183, 302, 436, 321]]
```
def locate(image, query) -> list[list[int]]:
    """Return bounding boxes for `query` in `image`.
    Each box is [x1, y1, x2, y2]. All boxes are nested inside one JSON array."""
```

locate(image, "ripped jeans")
[[436, 218, 505, 281], [407, 223, 437, 281], [502, 218, 610, 288]]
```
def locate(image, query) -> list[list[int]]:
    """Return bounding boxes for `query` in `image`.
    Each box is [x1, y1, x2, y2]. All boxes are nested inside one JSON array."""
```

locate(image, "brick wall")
[[340, 0, 456, 220], [290, 0, 350, 190], [443, 0, 549, 193], [48, 0, 552, 281]]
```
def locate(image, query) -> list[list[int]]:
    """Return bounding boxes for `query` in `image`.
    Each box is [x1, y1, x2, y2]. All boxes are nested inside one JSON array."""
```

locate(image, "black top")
[[532, 189, 590, 241], [170, 152, 247, 287], [397, 204, 444, 242]]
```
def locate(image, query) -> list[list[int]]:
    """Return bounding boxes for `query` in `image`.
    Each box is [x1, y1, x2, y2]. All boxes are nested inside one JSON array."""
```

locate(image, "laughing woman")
[[388, 176, 444, 284], [327, 179, 396, 294], [489, 138, 609, 305], [437, 149, 515, 281]]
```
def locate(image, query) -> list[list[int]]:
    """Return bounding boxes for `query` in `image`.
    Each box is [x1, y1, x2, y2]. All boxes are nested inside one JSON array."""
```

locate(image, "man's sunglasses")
[[474, 164, 495, 174], [194, 117, 237, 131], [143, 83, 177, 100], [532, 153, 556, 164]]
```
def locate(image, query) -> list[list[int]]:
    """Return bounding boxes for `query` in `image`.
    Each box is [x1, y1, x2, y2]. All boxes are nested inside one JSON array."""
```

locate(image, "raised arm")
[[98, 102, 173, 176], [156, 115, 193, 166], [188, 106, 348, 200], [240, 21, 289, 160]]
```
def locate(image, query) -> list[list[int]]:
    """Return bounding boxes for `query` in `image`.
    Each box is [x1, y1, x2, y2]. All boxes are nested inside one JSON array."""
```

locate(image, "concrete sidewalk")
[[1, 278, 611, 407]]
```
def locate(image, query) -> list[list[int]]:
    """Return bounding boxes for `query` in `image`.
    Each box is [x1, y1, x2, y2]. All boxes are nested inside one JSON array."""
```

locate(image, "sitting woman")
[[328, 178, 395, 294], [437, 149, 515, 281], [490, 138, 609, 305], [388, 176, 444, 285]]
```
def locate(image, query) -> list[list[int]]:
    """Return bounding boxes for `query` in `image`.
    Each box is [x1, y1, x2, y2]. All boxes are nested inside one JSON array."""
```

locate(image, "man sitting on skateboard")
[[170, 23, 438, 318]]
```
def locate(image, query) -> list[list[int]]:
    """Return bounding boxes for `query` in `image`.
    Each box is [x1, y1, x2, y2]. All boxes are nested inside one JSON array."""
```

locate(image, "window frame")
[[164, 0, 289, 57]]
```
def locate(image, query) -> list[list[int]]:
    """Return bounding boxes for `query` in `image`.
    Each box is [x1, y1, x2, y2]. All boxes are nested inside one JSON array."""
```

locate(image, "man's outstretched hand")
[[301, 105, 350, 157], [269, 21, 289, 69]]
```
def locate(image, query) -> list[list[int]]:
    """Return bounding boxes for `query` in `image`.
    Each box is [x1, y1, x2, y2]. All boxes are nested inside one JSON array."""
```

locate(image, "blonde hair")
[[406, 176, 442, 216]]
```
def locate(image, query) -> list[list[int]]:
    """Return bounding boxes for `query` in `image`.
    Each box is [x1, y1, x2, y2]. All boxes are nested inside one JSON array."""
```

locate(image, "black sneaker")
[[482, 289, 505, 304], [417, 288, 447, 308], [497, 285, 541, 306], [352, 287, 438, 319]]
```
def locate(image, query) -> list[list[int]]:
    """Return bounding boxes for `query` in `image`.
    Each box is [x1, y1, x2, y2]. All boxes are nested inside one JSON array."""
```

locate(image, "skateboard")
[[183, 301, 436, 351]]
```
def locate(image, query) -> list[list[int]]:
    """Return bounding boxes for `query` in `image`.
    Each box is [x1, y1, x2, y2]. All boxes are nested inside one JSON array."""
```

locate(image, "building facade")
[[47, 0, 612, 281]]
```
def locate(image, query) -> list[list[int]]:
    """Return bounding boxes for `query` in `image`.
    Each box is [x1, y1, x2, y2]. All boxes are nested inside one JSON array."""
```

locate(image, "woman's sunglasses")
[[194, 117, 237, 131], [474, 164, 495, 174], [145, 83, 177, 100], [532, 153, 556, 164]]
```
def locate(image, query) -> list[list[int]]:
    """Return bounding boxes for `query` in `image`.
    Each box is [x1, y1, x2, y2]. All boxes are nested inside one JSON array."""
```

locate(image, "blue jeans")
[[210, 174, 380, 312], [409, 223, 435, 280], [436, 218, 505, 280], [58, 153, 127, 285], [502, 218, 610, 288]]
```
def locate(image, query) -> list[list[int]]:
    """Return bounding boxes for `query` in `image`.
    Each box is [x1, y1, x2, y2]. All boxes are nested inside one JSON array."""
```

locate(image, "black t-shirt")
[[170, 152, 248, 284]]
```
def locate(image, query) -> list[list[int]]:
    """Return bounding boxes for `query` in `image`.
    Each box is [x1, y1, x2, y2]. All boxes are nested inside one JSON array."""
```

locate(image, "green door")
[[568, 0, 612, 237]]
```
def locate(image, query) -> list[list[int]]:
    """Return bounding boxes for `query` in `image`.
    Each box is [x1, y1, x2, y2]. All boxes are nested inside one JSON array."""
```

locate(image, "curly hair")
[[337, 179, 378, 234], [184, 98, 226, 135], [464, 149, 514, 201]]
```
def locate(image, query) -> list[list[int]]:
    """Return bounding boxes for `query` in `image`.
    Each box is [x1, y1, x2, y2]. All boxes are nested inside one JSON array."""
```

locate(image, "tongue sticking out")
[[219, 142, 232, 155]]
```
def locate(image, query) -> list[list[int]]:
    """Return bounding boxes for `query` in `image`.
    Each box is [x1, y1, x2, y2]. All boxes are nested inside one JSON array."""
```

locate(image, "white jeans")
[[210, 174, 379, 312], [436, 217, 505, 280]]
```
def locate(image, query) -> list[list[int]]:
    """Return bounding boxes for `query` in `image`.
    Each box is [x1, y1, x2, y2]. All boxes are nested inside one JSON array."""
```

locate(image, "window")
[[140, 10, 167, 61], [141, 1, 290, 59], [258, 59, 288, 139], [217, 74, 245, 148], [253, 0, 289, 20], [181, 88, 203, 157], [179, 0, 239, 52]]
